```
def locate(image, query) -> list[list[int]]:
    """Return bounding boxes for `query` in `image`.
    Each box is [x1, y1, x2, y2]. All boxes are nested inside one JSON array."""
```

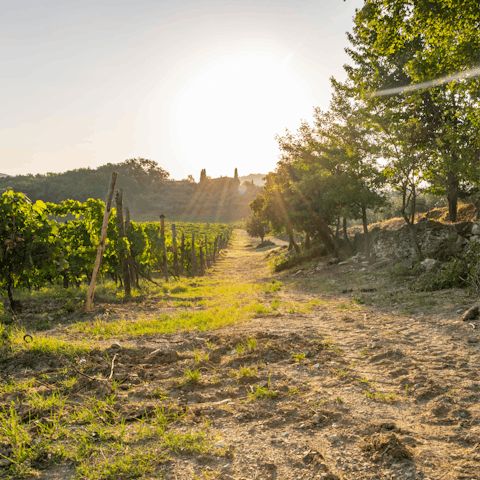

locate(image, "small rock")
[[468, 338, 479, 343], [229, 349, 236, 355], [0, 458, 12, 467], [313, 363, 321, 369], [420, 258, 438, 271], [330, 434, 339, 442], [472, 223, 480, 235], [320, 474, 340, 480]]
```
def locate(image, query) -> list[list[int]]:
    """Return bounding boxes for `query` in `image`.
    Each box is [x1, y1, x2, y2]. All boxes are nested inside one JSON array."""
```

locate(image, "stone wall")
[[361, 218, 480, 261]]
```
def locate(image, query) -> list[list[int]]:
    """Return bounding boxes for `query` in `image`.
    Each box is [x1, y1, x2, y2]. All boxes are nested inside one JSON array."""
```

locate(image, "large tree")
[[344, 0, 480, 221]]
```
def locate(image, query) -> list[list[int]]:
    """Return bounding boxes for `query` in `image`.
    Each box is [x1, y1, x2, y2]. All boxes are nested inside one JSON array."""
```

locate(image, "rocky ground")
[[1, 231, 480, 479]]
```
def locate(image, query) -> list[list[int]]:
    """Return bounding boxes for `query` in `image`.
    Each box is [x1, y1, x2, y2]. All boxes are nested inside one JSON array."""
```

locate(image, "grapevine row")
[[0, 191, 233, 311]]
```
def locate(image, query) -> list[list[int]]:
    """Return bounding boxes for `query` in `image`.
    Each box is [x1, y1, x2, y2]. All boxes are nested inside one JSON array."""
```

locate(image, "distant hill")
[[239, 173, 266, 187], [0, 173, 10, 178], [0, 160, 263, 223]]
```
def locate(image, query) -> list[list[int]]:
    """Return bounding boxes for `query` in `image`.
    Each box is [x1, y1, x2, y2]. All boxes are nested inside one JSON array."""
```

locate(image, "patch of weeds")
[[323, 339, 343, 354], [292, 352, 306, 362], [170, 285, 188, 294], [411, 252, 478, 292], [248, 303, 270, 315], [152, 388, 169, 399], [360, 347, 370, 357], [76, 447, 160, 480], [335, 367, 349, 378], [247, 337, 257, 350], [179, 368, 201, 386], [62, 299, 75, 313], [235, 343, 245, 355], [335, 397, 344, 403], [194, 348, 209, 364], [287, 387, 300, 395], [364, 391, 396, 403], [249, 375, 277, 401], [239, 365, 257, 377], [271, 298, 280, 310], [358, 377, 377, 388], [0, 378, 35, 394], [263, 280, 282, 293], [0, 404, 38, 477]]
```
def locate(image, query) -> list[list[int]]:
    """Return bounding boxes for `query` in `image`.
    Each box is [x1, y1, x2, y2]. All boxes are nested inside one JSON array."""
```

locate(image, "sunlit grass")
[[0, 326, 90, 359]]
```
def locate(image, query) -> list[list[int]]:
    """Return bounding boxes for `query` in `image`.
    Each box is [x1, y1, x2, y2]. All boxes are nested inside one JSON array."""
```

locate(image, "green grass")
[[292, 352, 306, 362], [0, 325, 90, 360]]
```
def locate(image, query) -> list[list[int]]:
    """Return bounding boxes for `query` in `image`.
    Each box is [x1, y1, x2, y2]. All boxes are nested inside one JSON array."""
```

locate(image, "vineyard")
[[0, 190, 233, 312]]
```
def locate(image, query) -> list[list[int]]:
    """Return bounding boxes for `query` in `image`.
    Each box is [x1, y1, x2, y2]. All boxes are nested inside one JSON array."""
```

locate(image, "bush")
[[411, 243, 480, 292], [273, 245, 327, 272]]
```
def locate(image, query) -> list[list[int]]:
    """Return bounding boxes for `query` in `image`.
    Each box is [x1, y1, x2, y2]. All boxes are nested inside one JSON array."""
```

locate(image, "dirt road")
[[2, 231, 480, 480]]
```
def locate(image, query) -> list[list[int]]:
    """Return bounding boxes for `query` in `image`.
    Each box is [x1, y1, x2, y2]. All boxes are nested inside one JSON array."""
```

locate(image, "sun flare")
[[174, 52, 310, 174]]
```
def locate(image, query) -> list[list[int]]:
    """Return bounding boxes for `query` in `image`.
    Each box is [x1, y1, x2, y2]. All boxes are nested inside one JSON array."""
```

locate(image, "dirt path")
[[3, 231, 480, 480], [171, 232, 480, 480]]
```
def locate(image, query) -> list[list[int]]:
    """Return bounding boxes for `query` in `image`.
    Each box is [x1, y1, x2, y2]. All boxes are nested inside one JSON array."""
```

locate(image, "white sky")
[[0, 0, 364, 180]]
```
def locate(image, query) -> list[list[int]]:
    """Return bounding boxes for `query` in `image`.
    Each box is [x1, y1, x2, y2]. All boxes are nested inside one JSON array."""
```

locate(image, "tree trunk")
[[343, 217, 352, 253], [288, 231, 300, 253], [335, 216, 340, 240], [315, 218, 338, 255], [305, 234, 311, 250], [447, 170, 459, 222], [361, 206, 370, 260]]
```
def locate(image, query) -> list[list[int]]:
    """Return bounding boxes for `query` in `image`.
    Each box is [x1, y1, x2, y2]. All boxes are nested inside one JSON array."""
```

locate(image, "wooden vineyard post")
[[125, 207, 138, 288], [213, 236, 218, 261], [172, 224, 180, 278], [204, 235, 210, 268], [180, 233, 185, 276], [85, 171, 118, 311], [159, 214, 168, 282], [115, 189, 131, 297], [199, 243, 206, 275], [191, 232, 197, 277]]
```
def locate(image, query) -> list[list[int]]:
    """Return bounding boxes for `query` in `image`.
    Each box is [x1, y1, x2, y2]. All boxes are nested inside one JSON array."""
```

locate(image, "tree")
[[343, 0, 480, 221], [245, 215, 269, 242]]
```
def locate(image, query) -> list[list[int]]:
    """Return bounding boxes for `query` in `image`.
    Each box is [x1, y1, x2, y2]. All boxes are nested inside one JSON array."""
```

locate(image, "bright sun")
[[173, 52, 310, 175]]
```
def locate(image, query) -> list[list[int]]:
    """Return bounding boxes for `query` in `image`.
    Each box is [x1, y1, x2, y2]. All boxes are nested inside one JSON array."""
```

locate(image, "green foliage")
[[412, 257, 469, 292], [245, 215, 269, 242], [0, 191, 233, 313]]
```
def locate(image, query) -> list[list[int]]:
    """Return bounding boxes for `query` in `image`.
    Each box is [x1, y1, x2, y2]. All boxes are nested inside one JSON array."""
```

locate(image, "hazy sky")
[[0, 0, 364, 180]]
